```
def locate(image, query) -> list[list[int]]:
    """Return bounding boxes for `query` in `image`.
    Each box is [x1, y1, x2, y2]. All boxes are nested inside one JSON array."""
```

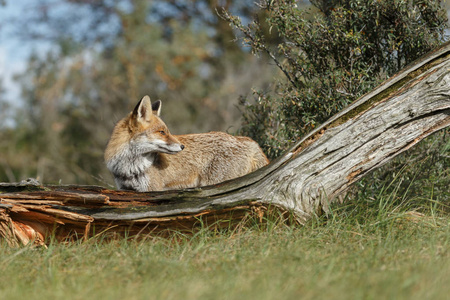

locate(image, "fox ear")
[[152, 100, 162, 116], [133, 95, 153, 122]]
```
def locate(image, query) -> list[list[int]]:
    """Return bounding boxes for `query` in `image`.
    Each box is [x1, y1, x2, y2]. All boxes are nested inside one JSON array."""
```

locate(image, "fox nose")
[[180, 144, 185, 150]]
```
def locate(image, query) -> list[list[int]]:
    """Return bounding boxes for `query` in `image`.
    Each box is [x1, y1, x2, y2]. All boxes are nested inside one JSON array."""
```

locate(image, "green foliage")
[[0, 0, 276, 185], [0, 0, 448, 192], [225, 0, 448, 158]]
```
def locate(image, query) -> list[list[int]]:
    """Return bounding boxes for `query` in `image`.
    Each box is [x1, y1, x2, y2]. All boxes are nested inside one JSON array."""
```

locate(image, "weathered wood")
[[1, 42, 449, 246], [1, 191, 109, 206]]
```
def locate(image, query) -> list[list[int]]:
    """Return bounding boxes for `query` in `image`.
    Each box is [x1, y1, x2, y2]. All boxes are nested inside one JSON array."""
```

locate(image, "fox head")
[[129, 95, 184, 155]]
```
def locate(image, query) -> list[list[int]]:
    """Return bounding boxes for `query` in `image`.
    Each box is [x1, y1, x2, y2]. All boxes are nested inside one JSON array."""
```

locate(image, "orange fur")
[[105, 96, 269, 192]]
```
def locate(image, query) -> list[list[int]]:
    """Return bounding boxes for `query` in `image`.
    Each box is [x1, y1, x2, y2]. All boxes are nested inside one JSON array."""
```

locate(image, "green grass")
[[0, 196, 449, 300]]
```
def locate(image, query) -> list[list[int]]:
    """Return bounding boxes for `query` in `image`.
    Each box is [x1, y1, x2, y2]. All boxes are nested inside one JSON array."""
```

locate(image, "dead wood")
[[1, 41, 450, 246]]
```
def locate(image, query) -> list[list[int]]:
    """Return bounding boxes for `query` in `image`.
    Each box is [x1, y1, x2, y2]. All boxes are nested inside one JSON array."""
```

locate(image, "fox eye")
[[159, 130, 166, 135]]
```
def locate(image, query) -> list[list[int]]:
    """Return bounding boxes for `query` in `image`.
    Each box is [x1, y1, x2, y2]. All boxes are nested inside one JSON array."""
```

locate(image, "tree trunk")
[[1, 42, 450, 246]]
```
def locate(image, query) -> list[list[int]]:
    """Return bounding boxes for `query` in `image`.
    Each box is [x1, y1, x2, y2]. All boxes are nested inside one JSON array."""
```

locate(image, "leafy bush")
[[224, 0, 448, 158]]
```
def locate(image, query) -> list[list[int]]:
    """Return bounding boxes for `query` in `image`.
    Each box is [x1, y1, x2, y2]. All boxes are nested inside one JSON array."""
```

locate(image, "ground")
[[0, 195, 448, 300]]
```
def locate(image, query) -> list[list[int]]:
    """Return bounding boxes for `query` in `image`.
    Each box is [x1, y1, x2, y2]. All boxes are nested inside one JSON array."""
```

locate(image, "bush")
[[224, 0, 448, 159]]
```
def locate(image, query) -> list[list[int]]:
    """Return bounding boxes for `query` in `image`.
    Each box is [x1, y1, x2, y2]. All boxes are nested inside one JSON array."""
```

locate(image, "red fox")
[[105, 95, 269, 192]]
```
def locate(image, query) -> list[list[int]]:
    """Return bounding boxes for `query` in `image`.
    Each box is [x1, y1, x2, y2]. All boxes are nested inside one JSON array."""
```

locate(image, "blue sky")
[[0, 0, 53, 106], [0, 1, 27, 102]]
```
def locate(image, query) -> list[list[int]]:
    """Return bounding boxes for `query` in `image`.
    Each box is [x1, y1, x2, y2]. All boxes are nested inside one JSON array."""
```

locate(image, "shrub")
[[224, 0, 448, 158]]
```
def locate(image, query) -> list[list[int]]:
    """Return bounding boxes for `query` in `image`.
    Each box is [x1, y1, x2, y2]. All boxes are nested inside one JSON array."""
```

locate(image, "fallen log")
[[1, 41, 450, 246]]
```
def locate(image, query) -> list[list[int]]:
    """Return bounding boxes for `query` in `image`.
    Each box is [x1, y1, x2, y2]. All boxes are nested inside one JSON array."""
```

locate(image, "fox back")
[[105, 96, 269, 192]]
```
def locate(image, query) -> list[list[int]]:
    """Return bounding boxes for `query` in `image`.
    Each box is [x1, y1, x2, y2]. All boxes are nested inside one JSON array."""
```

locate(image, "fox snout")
[[171, 142, 184, 153], [161, 140, 184, 154], [166, 135, 184, 153]]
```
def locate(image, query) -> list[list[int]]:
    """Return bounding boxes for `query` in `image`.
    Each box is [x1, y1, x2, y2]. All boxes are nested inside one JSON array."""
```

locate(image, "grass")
[[0, 196, 449, 300], [0, 132, 448, 300]]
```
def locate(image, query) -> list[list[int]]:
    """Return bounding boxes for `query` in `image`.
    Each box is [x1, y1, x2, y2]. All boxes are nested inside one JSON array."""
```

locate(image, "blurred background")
[[0, 0, 449, 189], [0, 0, 292, 186]]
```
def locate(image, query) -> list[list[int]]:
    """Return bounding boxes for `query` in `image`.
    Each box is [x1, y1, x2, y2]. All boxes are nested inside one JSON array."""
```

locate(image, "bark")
[[1, 42, 450, 246]]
